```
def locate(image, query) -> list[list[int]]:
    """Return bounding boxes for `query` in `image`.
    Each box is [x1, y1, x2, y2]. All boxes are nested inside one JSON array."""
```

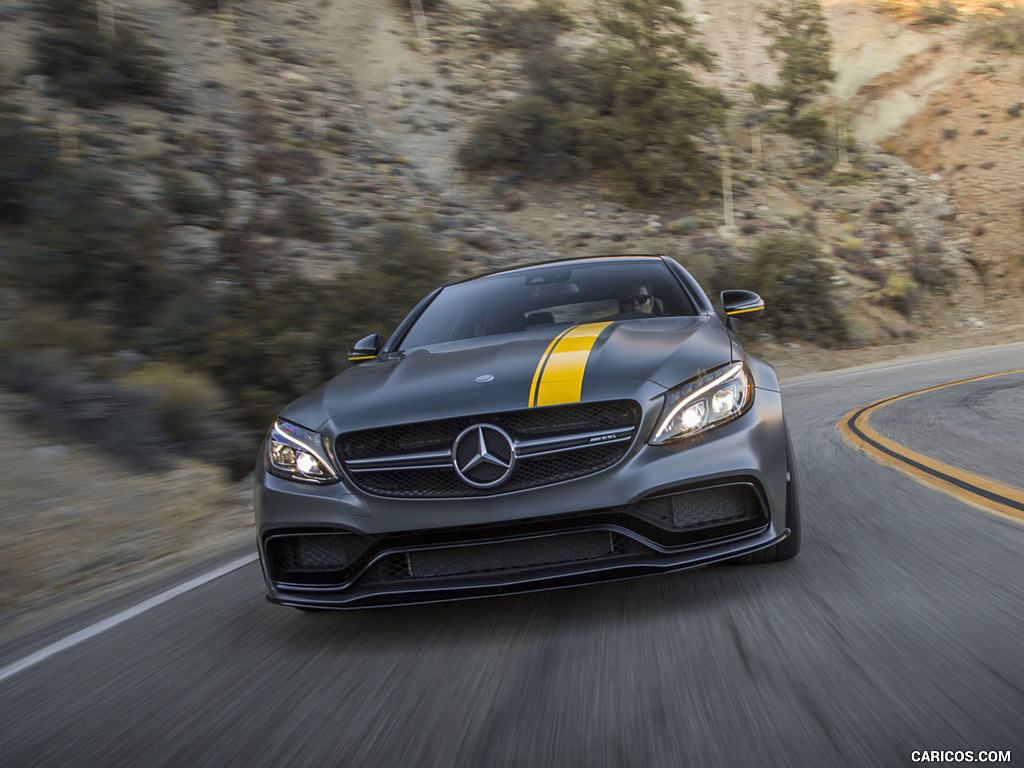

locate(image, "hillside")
[[326, 0, 1024, 342], [1, 0, 1023, 632], [2, 0, 1022, 339]]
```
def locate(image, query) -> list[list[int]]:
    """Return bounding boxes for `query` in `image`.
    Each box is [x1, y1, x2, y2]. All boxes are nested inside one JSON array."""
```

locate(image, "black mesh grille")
[[362, 531, 646, 584], [338, 401, 640, 498], [351, 443, 630, 498]]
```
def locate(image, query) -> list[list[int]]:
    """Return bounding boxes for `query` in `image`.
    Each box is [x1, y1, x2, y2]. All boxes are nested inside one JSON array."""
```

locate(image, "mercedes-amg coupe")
[[254, 255, 800, 609]]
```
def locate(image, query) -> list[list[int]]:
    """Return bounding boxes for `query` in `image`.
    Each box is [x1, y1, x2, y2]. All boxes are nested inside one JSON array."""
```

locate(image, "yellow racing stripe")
[[530, 322, 612, 407]]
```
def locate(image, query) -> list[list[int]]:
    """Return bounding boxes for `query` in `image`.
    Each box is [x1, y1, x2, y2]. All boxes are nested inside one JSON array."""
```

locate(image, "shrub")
[[389, 0, 448, 12], [281, 195, 336, 243], [0, 106, 59, 225], [119, 362, 225, 441], [574, 46, 727, 197], [117, 362, 248, 469], [913, 0, 960, 25], [0, 350, 171, 471], [672, 251, 718, 293], [184, 0, 231, 13], [785, 108, 830, 142], [828, 163, 873, 186], [32, 0, 169, 106], [857, 263, 889, 285], [353, 224, 457, 333], [11, 167, 180, 336], [739, 233, 849, 346], [968, 2, 1024, 53], [669, 237, 740, 300], [252, 148, 323, 183], [910, 243, 958, 290], [194, 288, 331, 427], [480, 0, 575, 49], [0, 303, 116, 359], [881, 274, 918, 316], [458, 93, 582, 180], [0, 346, 254, 472]]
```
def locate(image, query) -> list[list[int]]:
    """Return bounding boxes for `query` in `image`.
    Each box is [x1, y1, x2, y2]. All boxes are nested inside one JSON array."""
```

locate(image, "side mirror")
[[348, 333, 383, 364], [721, 290, 765, 332]]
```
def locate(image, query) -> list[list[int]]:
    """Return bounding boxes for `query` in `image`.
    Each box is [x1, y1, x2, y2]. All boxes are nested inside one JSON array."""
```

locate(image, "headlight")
[[266, 419, 340, 484], [650, 363, 751, 445]]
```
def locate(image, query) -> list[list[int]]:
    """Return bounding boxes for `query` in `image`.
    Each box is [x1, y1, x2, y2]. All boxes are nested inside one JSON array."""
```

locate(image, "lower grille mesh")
[[353, 442, 629, 498], [363, 531, 646, 584]]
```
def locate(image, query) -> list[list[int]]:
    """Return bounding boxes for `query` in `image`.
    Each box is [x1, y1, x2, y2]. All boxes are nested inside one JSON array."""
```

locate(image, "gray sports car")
[[254, 255, 800, 609]]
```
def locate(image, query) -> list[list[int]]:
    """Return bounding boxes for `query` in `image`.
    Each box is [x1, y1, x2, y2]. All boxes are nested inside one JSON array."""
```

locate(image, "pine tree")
[[459, 0, 729, 198], [593, 0, 715, 69], [757, 0, 836, 141], [580, 0, 729, 196]]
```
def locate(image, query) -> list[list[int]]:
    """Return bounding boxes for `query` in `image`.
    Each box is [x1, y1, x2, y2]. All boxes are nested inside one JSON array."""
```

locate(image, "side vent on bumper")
[[632, 483, 766, 532], [265, 532, 374, 587]]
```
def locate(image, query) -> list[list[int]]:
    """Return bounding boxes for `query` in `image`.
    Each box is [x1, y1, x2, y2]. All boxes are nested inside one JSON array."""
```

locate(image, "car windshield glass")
[[397, 260, 698, 350]]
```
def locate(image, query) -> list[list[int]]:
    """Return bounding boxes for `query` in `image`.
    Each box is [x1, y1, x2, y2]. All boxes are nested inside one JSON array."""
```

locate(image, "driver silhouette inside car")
[[619, 284, 662, 315]]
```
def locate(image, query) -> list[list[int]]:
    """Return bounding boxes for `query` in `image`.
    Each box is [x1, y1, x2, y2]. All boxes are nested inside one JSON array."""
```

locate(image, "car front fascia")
[[253, 378, 791, 608]]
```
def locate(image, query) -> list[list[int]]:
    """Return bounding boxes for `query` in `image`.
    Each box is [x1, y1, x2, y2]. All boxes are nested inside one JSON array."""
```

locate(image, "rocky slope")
[[3, 0, 1021, 332]]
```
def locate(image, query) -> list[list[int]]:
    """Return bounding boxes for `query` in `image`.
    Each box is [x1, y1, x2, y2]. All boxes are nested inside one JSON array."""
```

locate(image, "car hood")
[[283, 316, 735, 432]]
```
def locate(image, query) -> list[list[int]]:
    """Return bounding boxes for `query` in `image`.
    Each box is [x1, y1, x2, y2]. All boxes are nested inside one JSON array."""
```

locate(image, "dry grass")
[[0, 391, 254, 638]]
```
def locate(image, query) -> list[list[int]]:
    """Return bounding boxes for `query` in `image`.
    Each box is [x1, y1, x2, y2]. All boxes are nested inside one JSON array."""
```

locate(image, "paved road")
[[2, 344, 1022, 767]]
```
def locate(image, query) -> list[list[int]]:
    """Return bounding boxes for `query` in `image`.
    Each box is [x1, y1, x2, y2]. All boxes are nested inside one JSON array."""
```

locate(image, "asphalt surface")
[[2, 343, 1022, 768]]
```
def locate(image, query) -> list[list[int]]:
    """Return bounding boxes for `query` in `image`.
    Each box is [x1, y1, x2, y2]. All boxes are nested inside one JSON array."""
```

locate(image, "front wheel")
[[732, 431, 801, 564]]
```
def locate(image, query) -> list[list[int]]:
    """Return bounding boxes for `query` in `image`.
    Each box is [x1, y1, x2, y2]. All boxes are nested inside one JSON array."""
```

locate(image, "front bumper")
[[254, 389, 792, 608]]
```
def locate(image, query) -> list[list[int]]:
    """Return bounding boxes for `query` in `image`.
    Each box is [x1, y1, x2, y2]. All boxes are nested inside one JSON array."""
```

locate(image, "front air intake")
[[265, 532, 374, 587]]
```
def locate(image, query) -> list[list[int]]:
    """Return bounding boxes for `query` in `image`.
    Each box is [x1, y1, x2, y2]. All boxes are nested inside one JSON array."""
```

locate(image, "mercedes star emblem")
[[452, 424, 516, 488]]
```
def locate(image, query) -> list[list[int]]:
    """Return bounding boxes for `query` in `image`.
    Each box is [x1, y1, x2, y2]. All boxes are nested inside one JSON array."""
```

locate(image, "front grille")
[[337, 400, 641, 498], [362, 531, 647, 584]]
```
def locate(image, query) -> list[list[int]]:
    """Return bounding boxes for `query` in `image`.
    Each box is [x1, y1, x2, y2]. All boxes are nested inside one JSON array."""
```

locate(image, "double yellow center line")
[[838, 369, 1024, 524]]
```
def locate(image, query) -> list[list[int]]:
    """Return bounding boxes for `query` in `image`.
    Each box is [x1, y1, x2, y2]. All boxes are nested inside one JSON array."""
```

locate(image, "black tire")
[[732, 429, 801, 564], [772, 427, 801, 560]]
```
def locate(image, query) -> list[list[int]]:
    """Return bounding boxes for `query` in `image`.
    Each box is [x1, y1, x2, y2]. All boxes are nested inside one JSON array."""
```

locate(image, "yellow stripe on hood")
[[529, 322, 612, 407]]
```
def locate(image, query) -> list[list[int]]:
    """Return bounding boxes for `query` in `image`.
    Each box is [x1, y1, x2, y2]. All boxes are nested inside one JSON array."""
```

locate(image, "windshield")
[[397, 260, 698, 350]]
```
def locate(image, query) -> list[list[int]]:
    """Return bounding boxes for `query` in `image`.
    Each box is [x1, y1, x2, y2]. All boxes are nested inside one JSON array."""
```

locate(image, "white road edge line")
[[0, 552, 259, 686]]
